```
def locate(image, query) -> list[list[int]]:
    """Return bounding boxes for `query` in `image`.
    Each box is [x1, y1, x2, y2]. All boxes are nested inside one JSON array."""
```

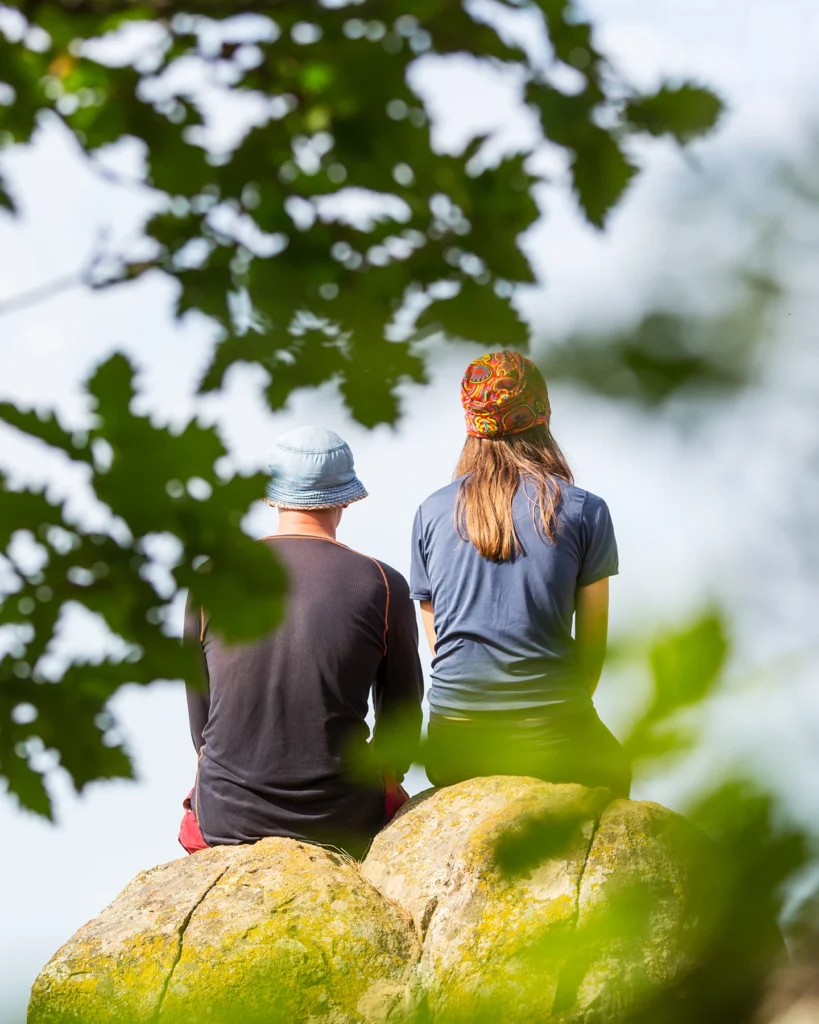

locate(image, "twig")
[[0, 232, 118, 319], [0, 268, 93, 318]]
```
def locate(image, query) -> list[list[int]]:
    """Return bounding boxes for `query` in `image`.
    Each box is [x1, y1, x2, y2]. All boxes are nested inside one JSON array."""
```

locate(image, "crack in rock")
[[420, 895, 439, 939], [551, 797, 613, 1016], [574, 801, 609, 927], [153, 863, 232, 1021]]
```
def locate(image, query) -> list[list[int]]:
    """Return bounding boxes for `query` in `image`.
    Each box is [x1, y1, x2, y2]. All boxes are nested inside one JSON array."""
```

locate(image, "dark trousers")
[[177, 781, 410, 857], [426, 707, 631, 798]]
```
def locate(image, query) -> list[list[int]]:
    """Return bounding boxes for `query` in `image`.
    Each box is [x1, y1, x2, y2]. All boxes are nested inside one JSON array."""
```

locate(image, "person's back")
[[184, 427, 423, 859], [412, 476, 616, 715], [411, 351, 630, 796]]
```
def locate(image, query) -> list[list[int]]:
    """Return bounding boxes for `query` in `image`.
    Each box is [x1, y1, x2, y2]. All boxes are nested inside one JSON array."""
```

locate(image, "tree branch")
[[7, 0, 280, 16], [0, 268, 93, 318], [0, 233, 125, 319]]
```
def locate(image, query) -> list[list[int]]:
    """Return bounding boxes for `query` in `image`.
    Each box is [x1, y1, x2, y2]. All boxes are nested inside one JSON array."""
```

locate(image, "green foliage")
[[0, 0, 724, 815], [0, 0, 722, 421], [542, 282, 776, 405], [622, 612, 728, 765], [417, 277, 529, 347], [626, 84, 726, 143], [648, 613, 727, 718], [2, 8, 815, 1022], [0, 354, 284, 817], [640, 783, 802, 1024], [493, 784, 609, 877], [0, 176, 12, 212], [528, 82, 637, 229], [0, 402, 94, 465]]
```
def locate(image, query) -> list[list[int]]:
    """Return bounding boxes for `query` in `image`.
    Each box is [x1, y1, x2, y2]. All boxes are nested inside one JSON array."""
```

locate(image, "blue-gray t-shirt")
[[410, 477, 618, 715]]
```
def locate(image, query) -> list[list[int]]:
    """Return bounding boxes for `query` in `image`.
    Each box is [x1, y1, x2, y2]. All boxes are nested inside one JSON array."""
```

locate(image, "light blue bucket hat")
[[265, 426, 368, 510]]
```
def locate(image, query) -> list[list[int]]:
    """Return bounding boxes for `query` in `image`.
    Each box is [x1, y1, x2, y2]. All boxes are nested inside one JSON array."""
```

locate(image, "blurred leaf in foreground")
[[0, 1, 724, 423], [622, 612, 728, 766], [626, 84, 726, 143], [0, 354, 286, 817]]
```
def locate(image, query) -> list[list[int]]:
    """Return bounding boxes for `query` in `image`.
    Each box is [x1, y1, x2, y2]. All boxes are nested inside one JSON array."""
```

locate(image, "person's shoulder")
[[334, 545, 410, 594], [375, 558, 411, 592], [360, 554, 412, 602], [417, 479, 462, 520], [264, 535, 394, 571], [556, 481, 610, 521], [572, 484, 613, 525]]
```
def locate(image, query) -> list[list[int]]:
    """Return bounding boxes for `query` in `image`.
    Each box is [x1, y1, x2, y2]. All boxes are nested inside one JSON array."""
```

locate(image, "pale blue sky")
[[2, 2, 818, 1018]]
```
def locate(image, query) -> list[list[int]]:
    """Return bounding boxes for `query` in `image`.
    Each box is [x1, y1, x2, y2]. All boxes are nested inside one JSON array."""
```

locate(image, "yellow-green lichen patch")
[[567, 798, 716, 1019], [364, 778, 613, 1022], [363, 778, 609, 938], [29, 781, 718, 1024], [157, 839, 420, 1024], [28, 846, 241, 1024], [363, 778, 717, 1023], [425, 805, 600, 1020]]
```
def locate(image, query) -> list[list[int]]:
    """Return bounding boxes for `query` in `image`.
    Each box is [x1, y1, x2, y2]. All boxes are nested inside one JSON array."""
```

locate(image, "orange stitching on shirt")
[[369, 558, 390, 656], [260, 534, 350, 548], [199, 606, 205, 644]]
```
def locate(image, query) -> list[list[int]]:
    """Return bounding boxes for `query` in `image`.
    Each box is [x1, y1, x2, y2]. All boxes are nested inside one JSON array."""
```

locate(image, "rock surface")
[[362, 777, 714, 1021], [30, 778, 715, 1023], [29, 839, 419, 1024], [28, 845, 239, 1024], [572, 798, 716, 1019]]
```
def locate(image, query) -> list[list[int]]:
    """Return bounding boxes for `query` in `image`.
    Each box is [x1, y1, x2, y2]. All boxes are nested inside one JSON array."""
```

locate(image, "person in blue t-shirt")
[[410, 350, 631, 796]]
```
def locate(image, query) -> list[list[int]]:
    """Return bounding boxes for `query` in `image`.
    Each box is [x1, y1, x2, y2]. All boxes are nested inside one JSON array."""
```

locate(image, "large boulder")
[[362, 777, 715, 1022], [28, 838, 419, 1024], [29, 778, 718, 1023]]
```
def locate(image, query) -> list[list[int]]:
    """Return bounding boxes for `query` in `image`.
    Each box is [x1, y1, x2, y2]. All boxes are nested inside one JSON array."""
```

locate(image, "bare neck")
[[275, 507, 341, 541]]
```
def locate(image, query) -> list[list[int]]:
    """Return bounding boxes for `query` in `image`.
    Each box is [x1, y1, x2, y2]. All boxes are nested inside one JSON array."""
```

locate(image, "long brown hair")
[[454, 424, 573, 562]]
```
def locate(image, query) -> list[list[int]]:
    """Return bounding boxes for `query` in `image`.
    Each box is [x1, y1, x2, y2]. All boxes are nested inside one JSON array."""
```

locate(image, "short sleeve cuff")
[[409, 589, 432, 602], [577, 565, 619, 588]]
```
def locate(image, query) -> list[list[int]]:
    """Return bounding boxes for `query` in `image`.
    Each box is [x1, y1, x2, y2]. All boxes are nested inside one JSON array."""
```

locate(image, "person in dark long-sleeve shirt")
[[181, 427, 424, 859]]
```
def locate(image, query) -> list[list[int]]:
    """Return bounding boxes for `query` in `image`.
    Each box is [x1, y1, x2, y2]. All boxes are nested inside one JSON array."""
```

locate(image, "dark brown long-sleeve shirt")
[[184, 535, 424, 858]]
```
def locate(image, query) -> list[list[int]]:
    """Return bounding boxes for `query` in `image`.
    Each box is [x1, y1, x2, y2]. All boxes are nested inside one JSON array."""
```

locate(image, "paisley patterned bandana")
[[461, 350, 551, 438]]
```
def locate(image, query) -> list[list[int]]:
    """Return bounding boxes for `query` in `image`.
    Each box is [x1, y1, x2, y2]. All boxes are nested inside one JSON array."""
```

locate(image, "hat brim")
[[265, 477, 368, 510]]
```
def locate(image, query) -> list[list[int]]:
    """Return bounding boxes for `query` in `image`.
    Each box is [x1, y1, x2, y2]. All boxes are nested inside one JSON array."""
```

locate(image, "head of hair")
[[454, 424, 573, 562]]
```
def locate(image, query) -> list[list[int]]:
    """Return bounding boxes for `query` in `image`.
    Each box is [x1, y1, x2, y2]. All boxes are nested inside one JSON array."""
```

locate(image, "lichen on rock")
[[29, 778, 718, 1024], [28, 839, 419, 1024], [157, 840, 419, 1023], [362, 777, 716, 1022], [28, 844, 240, 1024]]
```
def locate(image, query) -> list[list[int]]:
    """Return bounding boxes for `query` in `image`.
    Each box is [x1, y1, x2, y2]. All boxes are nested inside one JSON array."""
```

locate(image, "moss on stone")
[[363, 777, 715, 1023], [28, 846, 241, 1024], [28, 841, 418, 1024], [29, 779, 716, 1024], [159, 841, 419, 1023]]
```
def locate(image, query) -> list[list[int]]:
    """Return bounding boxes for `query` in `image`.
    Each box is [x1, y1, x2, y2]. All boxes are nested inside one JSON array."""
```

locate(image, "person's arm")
[[183, 592, 210, 751], [409, 504, 434, 660], [419, 600, 437, 656], [372, 572, 425, 783], [575, 577, 609, 695], [575, 492, 618, 695]]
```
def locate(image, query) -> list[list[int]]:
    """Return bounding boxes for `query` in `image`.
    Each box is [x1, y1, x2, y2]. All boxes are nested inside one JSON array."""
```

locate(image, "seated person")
[[411, 351, 631, 797], [180, 426, 423, 859]]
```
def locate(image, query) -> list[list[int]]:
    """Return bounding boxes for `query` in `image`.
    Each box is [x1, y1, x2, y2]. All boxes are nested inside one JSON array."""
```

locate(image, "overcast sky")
[[2, 1, 819, 1019]]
